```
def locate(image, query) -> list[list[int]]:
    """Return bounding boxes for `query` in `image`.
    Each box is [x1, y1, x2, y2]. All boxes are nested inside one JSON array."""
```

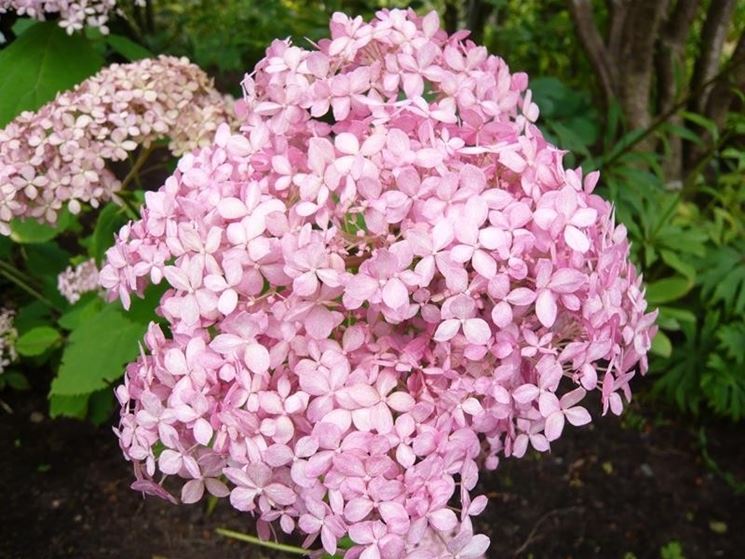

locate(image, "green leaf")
[[698, 246, 745, 314], [106, 34, 153, 61], [10, 219, 56, 243], [659, 250, 697, 281], [651, 330, 672, 358], [51, 304, 147, 396], [646, 276, 693, 305], [682, 111, 718, 142], [703, 353, 745, 420], [717, 322, 745, 365], [666, 123, 703, 145], [15, 326, 61, 356], [89, 203, 127, 264], [657, 307, 697, 331], [0, 21, 104, 126]]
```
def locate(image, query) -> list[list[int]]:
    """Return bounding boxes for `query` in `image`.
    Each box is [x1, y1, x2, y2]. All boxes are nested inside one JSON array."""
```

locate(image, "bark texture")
[[567, 0, 743, 180]]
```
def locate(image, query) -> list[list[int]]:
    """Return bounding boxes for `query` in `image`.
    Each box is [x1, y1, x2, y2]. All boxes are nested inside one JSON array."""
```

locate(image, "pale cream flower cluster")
[[0, 56, 235, 235], [58, 258, 100, 304]]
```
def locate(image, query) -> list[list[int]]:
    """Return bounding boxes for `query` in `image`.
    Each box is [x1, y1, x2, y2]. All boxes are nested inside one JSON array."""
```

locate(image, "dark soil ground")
[[1, 383, 743, 559]]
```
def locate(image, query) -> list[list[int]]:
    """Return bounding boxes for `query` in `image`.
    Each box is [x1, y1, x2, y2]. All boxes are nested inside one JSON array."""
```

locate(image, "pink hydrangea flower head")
[[104, 9, 657, 558]]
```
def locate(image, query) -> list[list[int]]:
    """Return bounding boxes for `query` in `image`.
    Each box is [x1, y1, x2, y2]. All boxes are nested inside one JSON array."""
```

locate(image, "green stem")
[[0, 258, 35, 284], [116, 192, 140, 221], [0, 261, 60, 311], [216, 528, 308, 556], [121, 146, 154, 191]]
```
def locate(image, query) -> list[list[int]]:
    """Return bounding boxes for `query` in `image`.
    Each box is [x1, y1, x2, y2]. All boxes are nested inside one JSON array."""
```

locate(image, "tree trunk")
[[655, 0, 701, 179], [615, 0, 670, 136], [690, 0, 737, 114], [567, 0, 616, 108]]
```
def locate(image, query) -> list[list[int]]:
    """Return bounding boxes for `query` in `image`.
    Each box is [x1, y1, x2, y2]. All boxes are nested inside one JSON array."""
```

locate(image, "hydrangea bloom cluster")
[[58, 258, 100, 304], [0, 308, 18, 375], [103, 10, 657, 558], [0, 55, 234, 235], [0, 0, 139, 34]]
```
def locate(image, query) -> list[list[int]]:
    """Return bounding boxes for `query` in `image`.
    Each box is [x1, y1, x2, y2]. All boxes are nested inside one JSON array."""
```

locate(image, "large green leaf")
[[50, 304, 147, 396], [49, 393, 90, 420], [0, 21, 104, 126], [11, 18, 36, 36], [49, 388, 114, 423], [57, 293, 104, 331]]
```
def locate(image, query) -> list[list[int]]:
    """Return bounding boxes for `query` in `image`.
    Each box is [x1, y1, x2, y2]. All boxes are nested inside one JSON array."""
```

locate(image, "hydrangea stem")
[[216, 528, 308, 555], [122, 146, 154, 191], [115, 191, 141, 221], [0, 260, 60, 311]]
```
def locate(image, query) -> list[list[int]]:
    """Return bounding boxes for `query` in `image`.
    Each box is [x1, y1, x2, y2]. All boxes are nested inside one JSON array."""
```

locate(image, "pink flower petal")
[[181, 479, 204, 504], [429, 508, 458, 531], [565, 406, 592, 426], [491, 301, 513, 328], [463, 318, 491, 345], [535, 289, 558, 328], [264, 483, 297, 506], [379, 502, 410, 534], [506, 287, 536, 306], [344, 497, 374, 522], [382, 277, 408, 308], [548, 268, 586, 293], [564, 224, 590, 253], [193, 418, 213, 446], [460, 534, 491, 558], [434, 318, 460, 342], [544, 411, 565, 441], [244, 343, 270, 373]]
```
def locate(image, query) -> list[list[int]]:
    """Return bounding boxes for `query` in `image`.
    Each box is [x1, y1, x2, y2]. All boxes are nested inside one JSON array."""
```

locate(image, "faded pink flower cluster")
[[104, 10, 656, 558], [0, 55, 233, 235], [58, 258, 100, 304], [0, 0, 138, 34]]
